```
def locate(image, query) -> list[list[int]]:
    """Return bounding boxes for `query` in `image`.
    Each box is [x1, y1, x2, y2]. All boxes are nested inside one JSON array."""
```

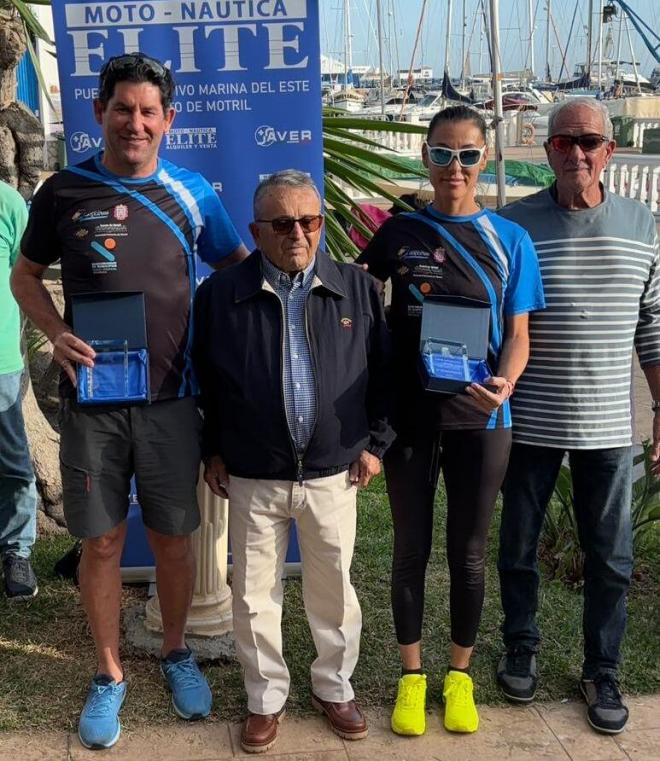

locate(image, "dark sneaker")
[[496, 647, 537, 703], [2, 554, 38, 601], [579, 674, 629, 734]]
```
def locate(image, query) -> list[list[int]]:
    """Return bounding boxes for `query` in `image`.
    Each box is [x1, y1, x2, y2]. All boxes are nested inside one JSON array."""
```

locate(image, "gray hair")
[[253, 170, 321, 216], [547, 97, 613, 139]]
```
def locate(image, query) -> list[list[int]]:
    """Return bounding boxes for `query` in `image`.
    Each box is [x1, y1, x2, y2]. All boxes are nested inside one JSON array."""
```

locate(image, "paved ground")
[[1, 695, 658, 760]]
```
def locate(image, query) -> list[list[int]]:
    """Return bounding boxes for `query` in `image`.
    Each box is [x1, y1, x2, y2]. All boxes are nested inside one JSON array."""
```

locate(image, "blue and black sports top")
[[357, 205, 545, 430], [21, 153, 242, 402]]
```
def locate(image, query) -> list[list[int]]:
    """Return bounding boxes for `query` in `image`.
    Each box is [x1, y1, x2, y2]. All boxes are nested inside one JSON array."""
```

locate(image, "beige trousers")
[[228, 471, 362, 714]]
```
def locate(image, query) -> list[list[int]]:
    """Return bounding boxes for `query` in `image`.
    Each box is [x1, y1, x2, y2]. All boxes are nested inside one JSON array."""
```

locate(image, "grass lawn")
[[0, 475, 658, 732]]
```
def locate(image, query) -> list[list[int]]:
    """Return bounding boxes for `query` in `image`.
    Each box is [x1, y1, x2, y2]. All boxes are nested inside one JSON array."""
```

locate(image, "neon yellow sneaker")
[[391, 673, 427, 736], [442, 670, 479, 733]]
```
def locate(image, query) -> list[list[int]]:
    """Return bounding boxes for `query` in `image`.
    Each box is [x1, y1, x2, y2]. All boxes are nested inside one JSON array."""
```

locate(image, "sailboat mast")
[[586, 0, 594, 77], [461, 0, 467, 89], [344, 0, 349, 90], [444, 0, 454, 77], [376, 0, 386, 116], [347, 0, 353, 84], [488, 0, 506, 208], [624, 12, 642, 94], [528, 0, 535, 77], [343, 0, 352, 90], [479, 0, 488, 74], [391, 0, 401, 83], [545, 0, 551, 80], [399, 0, 428, 117], [597, 0, 604, 91], [614, 5, 623, 84]]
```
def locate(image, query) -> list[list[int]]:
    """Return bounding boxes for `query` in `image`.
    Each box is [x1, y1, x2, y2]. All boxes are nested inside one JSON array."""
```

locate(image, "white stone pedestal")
[[145, 473, 233, 637]]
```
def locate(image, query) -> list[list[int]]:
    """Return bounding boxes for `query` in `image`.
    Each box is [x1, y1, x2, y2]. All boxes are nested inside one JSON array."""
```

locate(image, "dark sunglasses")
[[546, 134, 608, 153], [424, 142, 486, 168], [100, 53, 171, 81], [255, 215, 324, 235]]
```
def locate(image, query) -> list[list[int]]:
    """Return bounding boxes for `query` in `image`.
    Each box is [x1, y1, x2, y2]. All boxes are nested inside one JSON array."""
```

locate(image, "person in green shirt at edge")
[[0, 179, 37, 600]]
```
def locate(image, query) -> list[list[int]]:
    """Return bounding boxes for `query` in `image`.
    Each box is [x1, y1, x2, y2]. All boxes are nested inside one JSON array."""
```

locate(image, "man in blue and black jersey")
[[11, 53, 248, 750]]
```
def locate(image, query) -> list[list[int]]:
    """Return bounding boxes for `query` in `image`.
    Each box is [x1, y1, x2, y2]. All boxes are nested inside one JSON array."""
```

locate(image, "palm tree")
[[0, 0, 51, 196]]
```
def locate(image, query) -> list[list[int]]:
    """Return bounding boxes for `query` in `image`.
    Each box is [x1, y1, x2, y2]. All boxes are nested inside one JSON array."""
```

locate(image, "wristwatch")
[[652, 400, 660, 411]]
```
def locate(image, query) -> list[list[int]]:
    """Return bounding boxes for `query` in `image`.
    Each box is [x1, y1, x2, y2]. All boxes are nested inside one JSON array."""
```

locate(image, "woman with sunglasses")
[[357, 106, 545, 736]]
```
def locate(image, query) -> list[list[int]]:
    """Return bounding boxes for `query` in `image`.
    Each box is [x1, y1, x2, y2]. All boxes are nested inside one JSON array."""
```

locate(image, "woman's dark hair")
[[426, 105, 488, 142], [98, 52, 175, 112]]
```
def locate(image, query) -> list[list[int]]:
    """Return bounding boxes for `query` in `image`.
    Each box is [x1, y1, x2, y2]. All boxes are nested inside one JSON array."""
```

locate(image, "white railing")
[[603, 162, 660, 213], [361, 130, 424, 154], [631, 120, 660, 149]]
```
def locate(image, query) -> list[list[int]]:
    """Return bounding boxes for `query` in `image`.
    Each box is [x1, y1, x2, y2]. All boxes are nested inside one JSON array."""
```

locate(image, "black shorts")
[[58, 397, 202, 539]]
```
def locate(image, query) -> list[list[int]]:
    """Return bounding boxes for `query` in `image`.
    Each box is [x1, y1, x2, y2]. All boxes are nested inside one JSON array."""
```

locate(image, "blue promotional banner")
[[50, 0, 324, 247]]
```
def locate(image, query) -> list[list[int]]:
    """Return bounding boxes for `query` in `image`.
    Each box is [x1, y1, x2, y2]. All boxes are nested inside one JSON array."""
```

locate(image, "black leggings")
[[385, 427, 511, 648]]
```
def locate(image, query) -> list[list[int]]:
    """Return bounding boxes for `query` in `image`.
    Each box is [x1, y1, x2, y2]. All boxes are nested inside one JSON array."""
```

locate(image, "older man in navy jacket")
[[193, 170, 394, 754]]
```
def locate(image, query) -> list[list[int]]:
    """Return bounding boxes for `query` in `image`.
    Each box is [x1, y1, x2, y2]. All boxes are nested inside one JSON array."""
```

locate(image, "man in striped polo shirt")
[[495, 98, 660, 735]]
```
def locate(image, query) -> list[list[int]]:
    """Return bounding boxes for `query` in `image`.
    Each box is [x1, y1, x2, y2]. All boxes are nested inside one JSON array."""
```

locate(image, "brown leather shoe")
[[311, 695, 368, 740], [240, 708, 286, 753]]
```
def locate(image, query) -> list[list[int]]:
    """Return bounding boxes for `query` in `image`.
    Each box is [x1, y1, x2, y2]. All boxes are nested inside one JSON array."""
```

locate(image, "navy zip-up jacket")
[[193, 249, 395, 481]]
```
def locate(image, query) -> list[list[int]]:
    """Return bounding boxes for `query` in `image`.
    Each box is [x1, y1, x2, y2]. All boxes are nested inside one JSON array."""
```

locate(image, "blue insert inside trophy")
[[71, 292, 150, 405], [418, 295, 492, 394]]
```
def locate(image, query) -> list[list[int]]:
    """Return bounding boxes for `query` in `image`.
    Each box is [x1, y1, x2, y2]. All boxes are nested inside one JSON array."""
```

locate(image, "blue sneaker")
[[161, 648, 212, 720], [78, 675, 127, 750]]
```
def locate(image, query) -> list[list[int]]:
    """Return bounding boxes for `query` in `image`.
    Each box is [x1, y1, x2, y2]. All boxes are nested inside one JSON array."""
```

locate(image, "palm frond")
[[24, 25, 55, 111], [321, 110, 428, 258], [10, 0, 53, 44]]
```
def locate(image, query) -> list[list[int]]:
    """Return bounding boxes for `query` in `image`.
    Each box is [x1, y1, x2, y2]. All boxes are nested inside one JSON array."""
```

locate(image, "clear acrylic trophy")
[[421, 338, 470, 382]]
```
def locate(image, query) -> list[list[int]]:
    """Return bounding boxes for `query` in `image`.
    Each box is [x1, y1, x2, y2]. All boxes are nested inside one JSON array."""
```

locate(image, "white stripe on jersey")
[[158, 167, 204, 232]]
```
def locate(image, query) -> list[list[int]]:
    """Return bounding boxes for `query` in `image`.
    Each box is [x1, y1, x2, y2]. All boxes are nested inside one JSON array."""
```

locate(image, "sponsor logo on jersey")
[[89, 240, 118, 273], [91, 262, 118, 274], [113, 204, 128, 221], [399, 247, 429, 262], [73, 209, 109, 223], [74, 227, 89, 239], [432, 247, 447, 264], [94, 223, 128, 237], [90, 240, 116, 262]]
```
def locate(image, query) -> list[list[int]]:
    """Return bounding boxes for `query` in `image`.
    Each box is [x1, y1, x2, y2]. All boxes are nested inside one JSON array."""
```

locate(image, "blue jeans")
[[498, 443, 633, 678], [0, 370, 37, 559]]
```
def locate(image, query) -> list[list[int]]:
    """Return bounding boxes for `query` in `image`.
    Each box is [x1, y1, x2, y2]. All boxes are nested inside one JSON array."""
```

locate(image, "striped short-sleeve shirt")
[[499, 187, 660, 449]]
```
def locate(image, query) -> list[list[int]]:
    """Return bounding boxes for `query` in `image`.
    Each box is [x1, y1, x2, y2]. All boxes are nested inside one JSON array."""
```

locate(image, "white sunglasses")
[[424, 142, 486, 168]]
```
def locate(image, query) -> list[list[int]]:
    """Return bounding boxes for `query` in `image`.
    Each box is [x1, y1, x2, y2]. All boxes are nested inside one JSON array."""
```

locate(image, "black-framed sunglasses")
[[424, 142, 486, 168], [255, 215, 324, 235], [100, 53, 171, 82], [546, 134, 608, 153]]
